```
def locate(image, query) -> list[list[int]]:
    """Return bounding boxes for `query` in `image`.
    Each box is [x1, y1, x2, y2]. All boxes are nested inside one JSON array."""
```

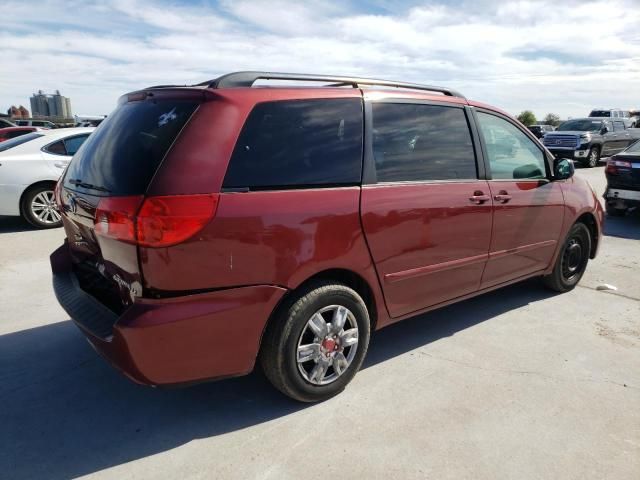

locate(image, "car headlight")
[[579, 133, 592, 145]]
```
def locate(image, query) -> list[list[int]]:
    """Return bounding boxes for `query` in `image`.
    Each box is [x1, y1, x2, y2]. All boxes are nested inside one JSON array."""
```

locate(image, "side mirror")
[[554, 158, 575, 180], [601, 126, 609, 134]]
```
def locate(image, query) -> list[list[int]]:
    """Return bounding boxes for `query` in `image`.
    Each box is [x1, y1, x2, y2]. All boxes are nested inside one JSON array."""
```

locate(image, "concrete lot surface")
[[1, 166, 638, 480]]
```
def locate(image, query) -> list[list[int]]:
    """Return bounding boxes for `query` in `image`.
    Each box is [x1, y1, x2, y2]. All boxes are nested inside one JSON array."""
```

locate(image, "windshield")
[[557, 120, 603, 132], [0, 132, 44, 153], [589, 110, 610, 117]]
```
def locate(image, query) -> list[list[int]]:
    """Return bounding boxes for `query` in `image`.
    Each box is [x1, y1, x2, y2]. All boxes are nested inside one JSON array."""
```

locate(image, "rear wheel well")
[[576, 212, 598, 258], [265, 269, 378, 340], [19, 180, 57, 216]]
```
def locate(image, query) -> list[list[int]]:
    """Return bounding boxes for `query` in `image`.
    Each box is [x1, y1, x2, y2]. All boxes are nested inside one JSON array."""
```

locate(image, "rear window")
[[6, 130, 31, 139], [371, 103, 477, 182], [0, 132, 44, 152], [63, 99, 198, 195], [223, 98, 363, 189]]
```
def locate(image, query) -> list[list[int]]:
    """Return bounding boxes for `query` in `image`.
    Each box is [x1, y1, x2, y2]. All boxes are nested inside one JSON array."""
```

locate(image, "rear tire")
[[543, 223, 591, 292], [585, 146, 600, 168], [21, 185, 62, 229], [260, 281, 370, 402]]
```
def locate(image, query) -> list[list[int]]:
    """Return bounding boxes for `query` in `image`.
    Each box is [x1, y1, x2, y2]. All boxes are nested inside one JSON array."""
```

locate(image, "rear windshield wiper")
[[68, 178, 111, 193]]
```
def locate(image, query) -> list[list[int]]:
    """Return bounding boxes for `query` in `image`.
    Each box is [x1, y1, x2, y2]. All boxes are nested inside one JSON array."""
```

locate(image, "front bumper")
[[604, 187, 640, 208], [51, 244, 287, 386], [547, 148, 590, 160]]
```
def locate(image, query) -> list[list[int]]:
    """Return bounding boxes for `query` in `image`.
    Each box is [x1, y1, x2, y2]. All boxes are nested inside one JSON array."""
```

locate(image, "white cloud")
[[1, 0, 639, 119]]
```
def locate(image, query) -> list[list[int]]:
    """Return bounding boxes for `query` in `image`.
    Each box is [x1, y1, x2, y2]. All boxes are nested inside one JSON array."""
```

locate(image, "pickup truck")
[[543, 118, 640, 167], [604, 139, 640, 216]]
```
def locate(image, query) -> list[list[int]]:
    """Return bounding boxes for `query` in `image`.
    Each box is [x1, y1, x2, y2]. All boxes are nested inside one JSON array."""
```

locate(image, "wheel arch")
[[18, 180, 58, 216], [575, 212, 599, 258], [263, 268, 379, 344]]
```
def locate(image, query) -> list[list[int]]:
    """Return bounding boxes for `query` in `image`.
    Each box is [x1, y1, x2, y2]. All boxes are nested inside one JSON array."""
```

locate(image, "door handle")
[[494, 190, 512, 203], [469, 191, 490, 204]]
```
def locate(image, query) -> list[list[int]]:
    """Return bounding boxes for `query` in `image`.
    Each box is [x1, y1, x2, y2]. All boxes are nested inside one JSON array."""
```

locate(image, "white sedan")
[[0, 127, 94, 228]]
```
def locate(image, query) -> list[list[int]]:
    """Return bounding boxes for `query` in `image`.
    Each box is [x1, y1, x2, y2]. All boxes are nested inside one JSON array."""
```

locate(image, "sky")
[[1, 0, 639, 120]]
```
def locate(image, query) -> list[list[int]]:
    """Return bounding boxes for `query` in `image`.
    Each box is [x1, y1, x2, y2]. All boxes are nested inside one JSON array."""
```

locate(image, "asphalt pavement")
[[0, 165, 638, 480]]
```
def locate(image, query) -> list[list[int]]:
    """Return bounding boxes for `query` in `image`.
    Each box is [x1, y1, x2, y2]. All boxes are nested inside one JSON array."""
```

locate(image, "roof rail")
[[197, 71, 465, 98]]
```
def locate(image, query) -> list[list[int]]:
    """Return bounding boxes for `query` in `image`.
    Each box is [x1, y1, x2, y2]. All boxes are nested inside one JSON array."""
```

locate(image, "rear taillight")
[[605, 156, 632, 175], [94, 194, 218, 247], [137, 194, 219, 247], [94, 196, 144, 243]]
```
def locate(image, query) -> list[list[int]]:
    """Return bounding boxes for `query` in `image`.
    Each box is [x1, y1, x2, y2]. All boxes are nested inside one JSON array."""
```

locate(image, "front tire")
[[543, 223, 591, 292], [585, 146, 600, 168], [260, 282, 371, 402], [21, 185, 62, 229]]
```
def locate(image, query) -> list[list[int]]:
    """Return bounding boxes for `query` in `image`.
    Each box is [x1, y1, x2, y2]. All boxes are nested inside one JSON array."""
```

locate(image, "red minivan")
[[51, 72, 603, 402]]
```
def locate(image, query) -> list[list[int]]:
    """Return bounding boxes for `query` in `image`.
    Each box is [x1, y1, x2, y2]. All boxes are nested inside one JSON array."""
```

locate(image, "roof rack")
[[196, 71, 465, 98]]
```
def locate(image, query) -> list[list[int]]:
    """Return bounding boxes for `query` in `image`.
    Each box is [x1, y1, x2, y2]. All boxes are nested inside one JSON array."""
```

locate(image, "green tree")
[[517, 110, 537, 126], [543, 113, 561, 127]]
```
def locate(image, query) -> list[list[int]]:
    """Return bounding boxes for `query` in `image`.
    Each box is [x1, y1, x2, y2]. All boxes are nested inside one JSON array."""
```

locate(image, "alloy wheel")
[[30, 190, 61, 225], [296, 305, 359, 386]]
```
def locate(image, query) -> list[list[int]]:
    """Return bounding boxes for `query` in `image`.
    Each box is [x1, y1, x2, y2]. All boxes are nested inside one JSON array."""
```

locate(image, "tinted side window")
[[371, 103, 477, 182], [64, 134, 89, 156], [224, 99, 363, 189], [613, 121, 625, 132], [476, 112, 546, 180], [45, 140, 67, 155]]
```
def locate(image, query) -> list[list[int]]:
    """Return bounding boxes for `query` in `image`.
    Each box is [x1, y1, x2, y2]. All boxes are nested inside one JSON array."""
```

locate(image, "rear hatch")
[[606, 155, 640, 190], [58, 91, 201, 311], [606, 142, 640, 190]]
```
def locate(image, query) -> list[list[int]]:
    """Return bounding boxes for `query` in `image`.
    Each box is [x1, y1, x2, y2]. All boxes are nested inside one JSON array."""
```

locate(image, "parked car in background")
[[74, 115, 107, 127], [629, 110, 640, 128], [51, 72, 603, 403], [0, 126, 42, 142], [14, 119, 57, 129], [0, 118, 18, 129], [0, 127, 94, 228], [528, 124, 554, 139], [543, 118, 640, 167], [589, 109, 634, 127], [604, 139, 640, 216]]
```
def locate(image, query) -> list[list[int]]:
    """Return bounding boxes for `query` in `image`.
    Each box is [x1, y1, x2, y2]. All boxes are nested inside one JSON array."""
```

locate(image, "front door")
[[601, 120, 621, 157], [474, 111, 564, 288], [360, 101, 493, 318], [608, 121, 633, 155]]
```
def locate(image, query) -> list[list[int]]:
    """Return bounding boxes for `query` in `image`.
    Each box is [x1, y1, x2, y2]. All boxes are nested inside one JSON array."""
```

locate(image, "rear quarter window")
[[223, 98, 363, 189]]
